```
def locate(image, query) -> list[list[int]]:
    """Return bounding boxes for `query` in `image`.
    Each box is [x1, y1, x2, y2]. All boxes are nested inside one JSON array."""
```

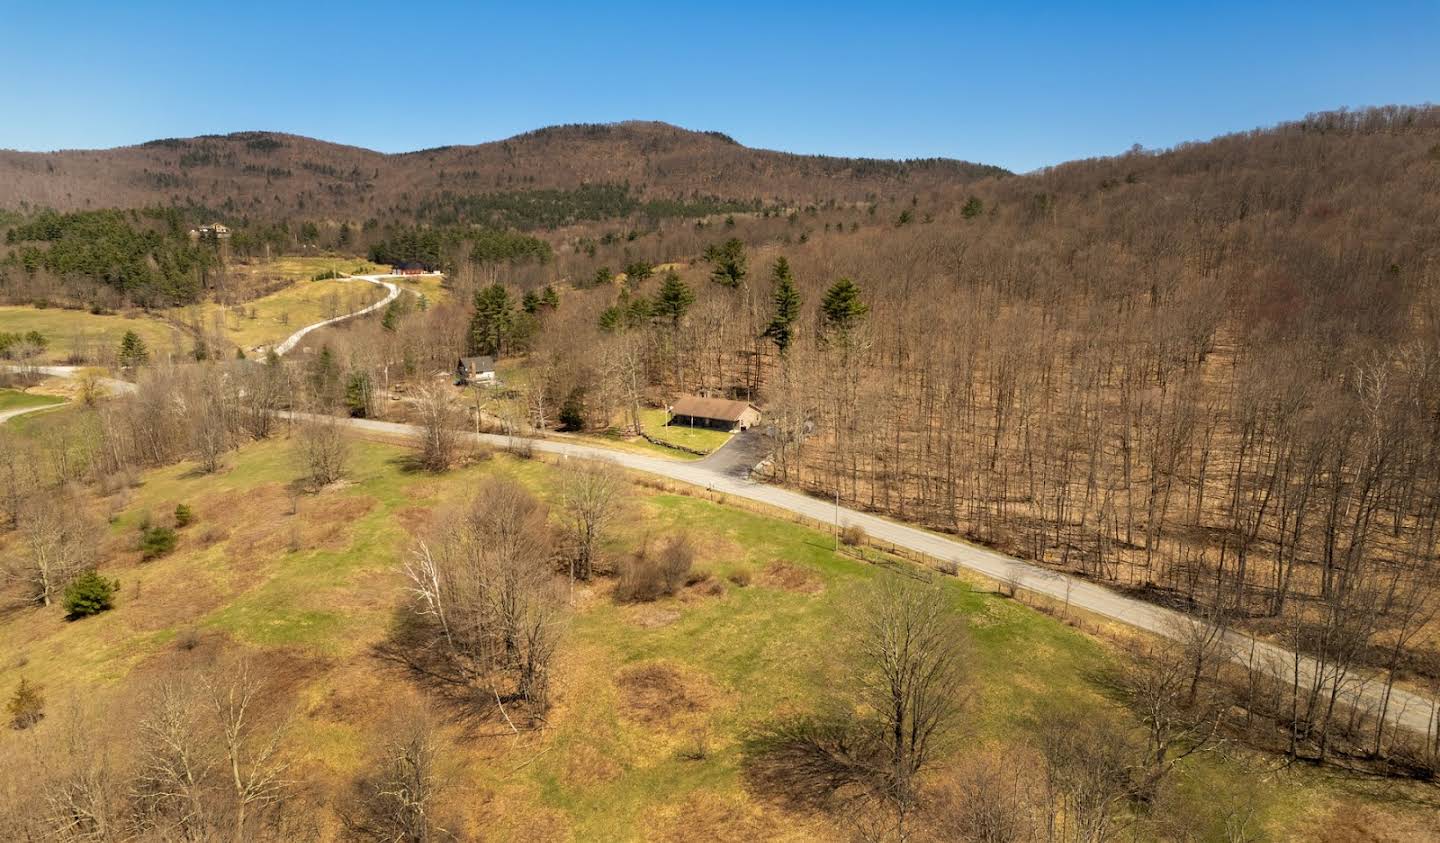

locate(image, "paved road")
[[271, 274, 401, 356], [19, 282, 1435, 740], [696, 428, 773, 479], [299, 412, 1436, 739]]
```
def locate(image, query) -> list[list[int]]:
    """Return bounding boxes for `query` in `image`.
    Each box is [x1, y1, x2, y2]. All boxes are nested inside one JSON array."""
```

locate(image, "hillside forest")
[[1, 106, 1440, 839]]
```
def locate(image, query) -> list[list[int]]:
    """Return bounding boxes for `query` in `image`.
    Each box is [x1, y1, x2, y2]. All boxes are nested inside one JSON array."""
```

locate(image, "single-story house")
[[188, 223, 231, 239], [668, 395, 762, 432], [394, 261, 430, 275], [456, 355, 496, 385]]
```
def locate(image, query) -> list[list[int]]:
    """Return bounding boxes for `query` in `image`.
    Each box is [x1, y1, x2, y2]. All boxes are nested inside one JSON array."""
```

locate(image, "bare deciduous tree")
[[414, 384, 458, 473], [558, 461, 624, 583], [856, 575, 969, 833], [295, 416, 349, 488], [343, 708, 448, 842], [402, 477, 563, 719], [3, 491, 100, 607]]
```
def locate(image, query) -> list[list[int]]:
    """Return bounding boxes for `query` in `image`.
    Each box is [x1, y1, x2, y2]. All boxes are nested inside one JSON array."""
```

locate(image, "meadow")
[[1, 425, 1429, 840]]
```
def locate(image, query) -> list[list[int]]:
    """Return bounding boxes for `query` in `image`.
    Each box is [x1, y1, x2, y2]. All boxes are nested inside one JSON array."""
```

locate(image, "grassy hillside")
[[1, 430, 1433, 840], [0, 305, 187, 364]]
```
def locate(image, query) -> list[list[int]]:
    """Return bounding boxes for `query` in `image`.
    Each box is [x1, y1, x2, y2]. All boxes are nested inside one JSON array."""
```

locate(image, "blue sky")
[[1, 1, 1436, 171]]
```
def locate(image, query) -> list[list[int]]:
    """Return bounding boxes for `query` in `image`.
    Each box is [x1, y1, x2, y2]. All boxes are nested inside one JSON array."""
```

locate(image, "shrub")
[[140, 526, 178, 560], [6, 677, 44, 729], [840, 524, 866, 547], [174, 503, 195, 528], [617, 534, 695, 602], [728, 570, 752, 587], [62, 570, 119, 619]]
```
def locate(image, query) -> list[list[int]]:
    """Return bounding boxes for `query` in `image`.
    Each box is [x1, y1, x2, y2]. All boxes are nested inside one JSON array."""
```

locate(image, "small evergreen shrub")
[[174, 503, 195, 528], [7, 677, 44, 729], [63, 570, 119, 619], [140, 526, 178, 560]]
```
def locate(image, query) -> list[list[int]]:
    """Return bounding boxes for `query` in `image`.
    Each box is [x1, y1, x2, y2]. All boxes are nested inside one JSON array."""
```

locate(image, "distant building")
[[668, 395, 761, 432], [456, 355, 496, 385], [188, 222, 231, 239], [393, 260, 430, 275]]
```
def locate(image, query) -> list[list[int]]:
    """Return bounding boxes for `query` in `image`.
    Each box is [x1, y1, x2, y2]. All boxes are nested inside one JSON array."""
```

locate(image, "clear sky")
[[2, 0, 1436, 172]]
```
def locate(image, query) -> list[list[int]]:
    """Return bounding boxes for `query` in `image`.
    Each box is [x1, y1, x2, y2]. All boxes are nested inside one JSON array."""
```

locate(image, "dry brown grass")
[[759, 560, 824, 595], [615, 661, 716, 727]]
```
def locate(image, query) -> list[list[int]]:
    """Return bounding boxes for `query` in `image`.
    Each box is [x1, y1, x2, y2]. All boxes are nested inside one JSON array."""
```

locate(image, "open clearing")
[[166, 276, 387, 353], [1, 428, 1433, 840], [0, 387, 66, 414], [0, 305, 188, 364]]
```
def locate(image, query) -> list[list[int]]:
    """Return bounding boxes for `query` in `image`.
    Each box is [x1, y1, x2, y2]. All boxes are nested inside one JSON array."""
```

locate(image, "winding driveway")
[[271, 274, 401, 355]]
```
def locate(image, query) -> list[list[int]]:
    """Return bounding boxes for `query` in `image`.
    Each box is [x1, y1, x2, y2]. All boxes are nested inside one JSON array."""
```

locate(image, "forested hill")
[[0, 121, 1008, 222]]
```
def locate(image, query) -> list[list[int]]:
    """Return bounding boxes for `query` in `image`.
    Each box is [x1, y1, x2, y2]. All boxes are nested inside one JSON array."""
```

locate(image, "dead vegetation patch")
[[642, 790, 791, 842], [627, 605, 682, 628], [562, 740, 624, 785], [615, 661, 716, 726], [682, 571, 727, 602], [759, 560, 824, 594]]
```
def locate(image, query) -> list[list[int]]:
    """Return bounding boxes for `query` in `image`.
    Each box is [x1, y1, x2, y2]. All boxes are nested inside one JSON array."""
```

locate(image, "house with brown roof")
[[667, 395, 761, 432]]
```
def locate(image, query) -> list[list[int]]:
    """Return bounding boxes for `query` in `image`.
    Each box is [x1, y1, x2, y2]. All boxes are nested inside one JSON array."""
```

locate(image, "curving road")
[[271, 274, 401, 356], [15, 273, 1435, 740], [300, 412, 1438, 739]]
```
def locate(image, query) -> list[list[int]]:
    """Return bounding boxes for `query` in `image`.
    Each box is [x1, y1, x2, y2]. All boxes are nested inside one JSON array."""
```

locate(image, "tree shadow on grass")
[[740, 711, 875, 813], [370, 602, 544, 740]]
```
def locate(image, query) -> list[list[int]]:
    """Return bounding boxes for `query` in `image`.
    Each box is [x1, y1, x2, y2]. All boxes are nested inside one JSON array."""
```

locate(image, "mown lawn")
[[0, 388, 66, 414], [0, 433, 1430, 840], [641, 407, 732, 454]]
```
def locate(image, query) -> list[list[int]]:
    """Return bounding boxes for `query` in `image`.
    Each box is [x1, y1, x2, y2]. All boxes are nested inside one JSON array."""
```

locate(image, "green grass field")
[[0, 306, 187, 364], [0, 431, 1430, 839], [166, 277, 386, 352], [641, 407, 733, 454], [0, 388, 66, 414]]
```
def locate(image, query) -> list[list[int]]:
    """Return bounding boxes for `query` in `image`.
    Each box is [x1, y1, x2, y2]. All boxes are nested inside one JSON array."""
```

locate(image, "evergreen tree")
[[763, 257, 802, 355], [623, 261, 654, 289], [704, 238, 747, 288], [961, 196, 985, 219], [468, 283, 514, 356], [591, 266, 613, 288], [62, 570, 119, 619], [6, 677, 44, 729], [653, 272, 695, 327], [117, 330, 149, 367], [559, 387, 587, 431], [821, 278, 868, 335], [381, 298, 403, 331], [345, 371, 373, 418], [541, 285, 560, 309], [309, 344, 342, 406], [522, 290, 541, 314]]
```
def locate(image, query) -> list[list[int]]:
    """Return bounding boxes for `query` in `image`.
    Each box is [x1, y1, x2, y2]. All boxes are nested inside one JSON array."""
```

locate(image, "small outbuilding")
[[668, 395, 761, 432], [456, 355, 496, 385]]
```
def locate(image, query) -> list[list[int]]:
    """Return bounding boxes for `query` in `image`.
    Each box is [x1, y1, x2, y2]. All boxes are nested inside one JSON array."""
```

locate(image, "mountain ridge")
[[0, 121, 1009, 219]]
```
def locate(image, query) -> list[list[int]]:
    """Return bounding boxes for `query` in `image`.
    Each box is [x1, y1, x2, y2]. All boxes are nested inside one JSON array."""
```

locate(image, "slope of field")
[[0, 305, 188, 364], [167, 276, 387, 353], [0, 123, 1007, 218], [1, 430, 1433, 839]]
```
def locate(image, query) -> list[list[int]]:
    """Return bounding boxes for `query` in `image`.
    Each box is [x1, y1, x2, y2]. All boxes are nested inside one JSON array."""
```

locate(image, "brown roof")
[[669, 395, 758, 422]]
